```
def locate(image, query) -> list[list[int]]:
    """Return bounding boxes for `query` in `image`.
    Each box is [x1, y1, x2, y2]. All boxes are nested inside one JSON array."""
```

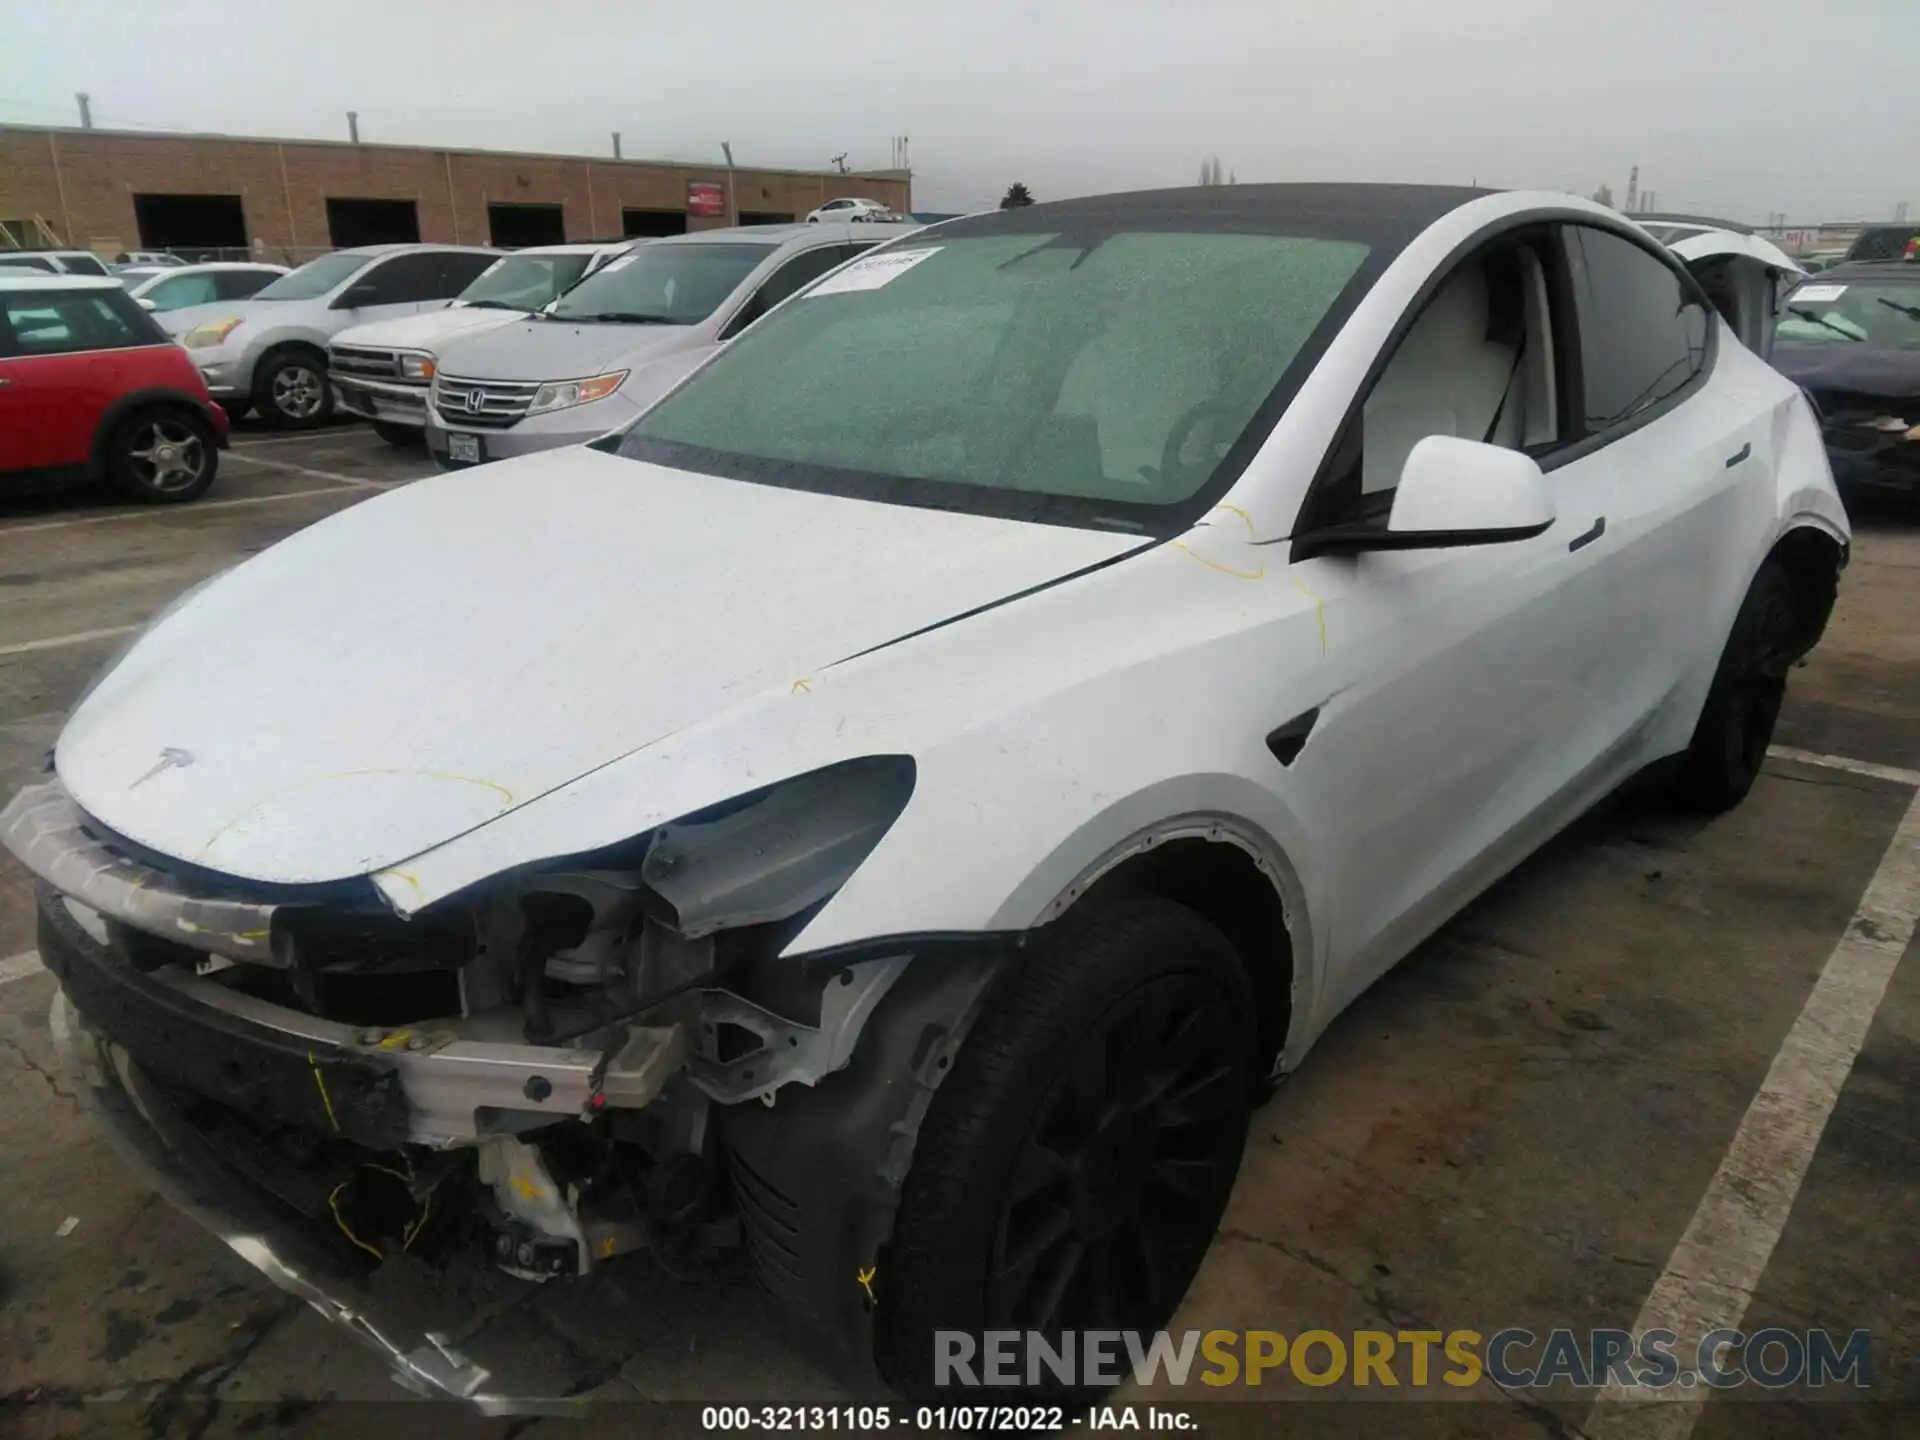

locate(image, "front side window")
[[720, 245, 860, 338], [0, 289, 159, 356], [1778, 280, 1920, 351], [546, 243, 776, 325], [617, 229, 1372, 530], [217, 270, 279, 301], [253, 251, 372, 301], [1565, 225, 1709, 432], [458, 253, 592, 311], [143, 273, 221, 311], [433, 252, 499, 298]]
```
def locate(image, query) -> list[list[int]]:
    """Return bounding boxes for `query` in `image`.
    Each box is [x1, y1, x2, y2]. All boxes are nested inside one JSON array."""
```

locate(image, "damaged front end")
[[1806, 388, 1920, 495], [4, 756, 1005, 1404]]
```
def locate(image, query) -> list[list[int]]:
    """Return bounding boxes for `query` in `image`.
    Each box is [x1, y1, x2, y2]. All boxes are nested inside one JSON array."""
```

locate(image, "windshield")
[[251, 251, 372, 301], [616, 229, 1373, 531], [545, 243, 775, 324], [1778, 280, 1920, 350], [459, 252, 593, 310]]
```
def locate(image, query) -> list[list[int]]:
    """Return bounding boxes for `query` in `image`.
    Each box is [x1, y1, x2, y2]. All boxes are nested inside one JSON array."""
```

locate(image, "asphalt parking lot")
[[2, 427, 1917, 1439]]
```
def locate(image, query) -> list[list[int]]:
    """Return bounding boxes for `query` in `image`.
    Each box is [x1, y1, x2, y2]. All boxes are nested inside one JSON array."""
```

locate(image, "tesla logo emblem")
[[129, 747, 194, 789]]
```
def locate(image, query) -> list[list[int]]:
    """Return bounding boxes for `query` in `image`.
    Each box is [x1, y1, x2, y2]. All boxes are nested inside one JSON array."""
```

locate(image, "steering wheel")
[[1157, 401, 1241, 494]]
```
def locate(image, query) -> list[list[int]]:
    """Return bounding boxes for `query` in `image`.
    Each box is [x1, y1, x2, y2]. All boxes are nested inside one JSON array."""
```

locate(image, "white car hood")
[[332, 305, 527, 351], [57, 447, 1139, 886]]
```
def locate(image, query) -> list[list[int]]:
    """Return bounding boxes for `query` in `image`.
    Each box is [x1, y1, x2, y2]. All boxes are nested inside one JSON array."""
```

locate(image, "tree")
[[999, 182, 1035, 209], [1198, 156, 1228, 187], [1590, 182, 1615, 208]]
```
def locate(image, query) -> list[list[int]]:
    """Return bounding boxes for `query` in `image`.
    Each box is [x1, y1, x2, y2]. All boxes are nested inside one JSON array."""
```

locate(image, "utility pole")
[[1626, 165, 1639, 214], [612, 132, 622, 160], [1897, 201, 1911, 223], [721, 141, 737, 226], [348, 111, 360, 144], [75, 93, 92, 129]]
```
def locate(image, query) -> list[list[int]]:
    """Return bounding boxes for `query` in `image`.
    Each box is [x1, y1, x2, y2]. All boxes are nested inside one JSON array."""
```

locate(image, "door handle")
[[1568, 516, 1606, 553], [1724, 442, 1752, 468]]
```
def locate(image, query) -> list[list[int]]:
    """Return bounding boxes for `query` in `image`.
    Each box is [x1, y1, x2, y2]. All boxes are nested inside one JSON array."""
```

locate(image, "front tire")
[[1673, 560, 1800, 812], [252, 349, 332, 429], [104, 408, 218, 504], [876, 896, 1255, 1398]]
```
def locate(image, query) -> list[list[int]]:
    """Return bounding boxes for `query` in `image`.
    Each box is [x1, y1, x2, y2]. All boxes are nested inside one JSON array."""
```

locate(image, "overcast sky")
[[1, 0, 1911, 222]]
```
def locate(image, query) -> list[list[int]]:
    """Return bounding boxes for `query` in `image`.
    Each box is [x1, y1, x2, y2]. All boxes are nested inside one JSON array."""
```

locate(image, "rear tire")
[[104, 407, 218, 504], [1672, 560, 1800, 812], [251, 349, 331, 429], [371, 421, 422, 447], [874, 896, 1256, 1399]]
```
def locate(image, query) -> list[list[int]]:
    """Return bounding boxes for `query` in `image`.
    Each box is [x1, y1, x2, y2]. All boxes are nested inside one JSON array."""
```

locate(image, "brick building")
[[0, 123, 911, 259]]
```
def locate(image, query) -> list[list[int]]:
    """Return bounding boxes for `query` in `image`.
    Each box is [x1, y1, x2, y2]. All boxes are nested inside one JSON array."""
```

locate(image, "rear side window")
[[1563, 225, 1709, 433], [0, 288, 165, 356], [59, 253, 112, 277]]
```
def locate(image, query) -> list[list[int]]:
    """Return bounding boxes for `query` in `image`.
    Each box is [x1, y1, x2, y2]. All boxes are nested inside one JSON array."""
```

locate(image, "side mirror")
[[333, 282, 381, 310], [1295, 436, 1555, 558], [136, 297, 157, 311]]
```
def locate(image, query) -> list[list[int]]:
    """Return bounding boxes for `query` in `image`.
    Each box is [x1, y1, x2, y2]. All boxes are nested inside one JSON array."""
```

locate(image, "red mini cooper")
[[0, 273, 228, 503]]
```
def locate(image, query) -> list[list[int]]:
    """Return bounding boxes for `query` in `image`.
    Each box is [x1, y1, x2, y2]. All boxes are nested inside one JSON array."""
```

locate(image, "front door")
[[1274, 231, 1629, 1012]]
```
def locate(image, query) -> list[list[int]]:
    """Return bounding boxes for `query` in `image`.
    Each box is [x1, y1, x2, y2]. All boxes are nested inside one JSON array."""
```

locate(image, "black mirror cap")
[[1291, 517, 1553, 562]]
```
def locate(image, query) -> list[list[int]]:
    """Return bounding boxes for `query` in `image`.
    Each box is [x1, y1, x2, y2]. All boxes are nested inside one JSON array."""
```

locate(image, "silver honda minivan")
[[423, 221, 917, 468]]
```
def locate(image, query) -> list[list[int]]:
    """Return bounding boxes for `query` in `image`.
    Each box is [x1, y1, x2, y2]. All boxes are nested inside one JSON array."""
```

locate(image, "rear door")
[[1558, 222, 1762, 752], [1669, 231, 1805, 360]]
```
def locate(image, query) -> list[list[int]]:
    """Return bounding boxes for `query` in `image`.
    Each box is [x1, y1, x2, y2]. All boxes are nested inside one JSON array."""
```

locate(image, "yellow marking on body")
[[385, 870, 421, 892], [511, 1175, 543, 1202], [602, 1236, 617, 1258], [377, 1031, 414, 1051], [1290, 574, 1328, 655], [1171, 542, 1264, 581], [1210, 503, 1257, 534], [856, 1265, 877, 1302], [791, 677, 814, 694], [308, 1052, 341, 1132], [327, 1180, 385, 1261]]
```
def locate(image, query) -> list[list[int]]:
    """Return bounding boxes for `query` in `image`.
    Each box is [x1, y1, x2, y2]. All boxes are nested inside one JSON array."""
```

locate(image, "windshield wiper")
[[465, 299, 523, 310], [1876, 296, 1920, 323], [553, 311, 680, 325], [1787, 306, 1862, 341]]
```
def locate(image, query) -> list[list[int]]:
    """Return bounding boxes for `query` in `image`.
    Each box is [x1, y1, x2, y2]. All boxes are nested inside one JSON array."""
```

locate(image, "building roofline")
[[0, 121, 908, 184]]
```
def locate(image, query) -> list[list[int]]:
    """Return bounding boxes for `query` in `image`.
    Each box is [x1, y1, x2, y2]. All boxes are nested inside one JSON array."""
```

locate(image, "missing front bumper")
[[35, 890, 689, 1149], [49, 991, 585, 1413]]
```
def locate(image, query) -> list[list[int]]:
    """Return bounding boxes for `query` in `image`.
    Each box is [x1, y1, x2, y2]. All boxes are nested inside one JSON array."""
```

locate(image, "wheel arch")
[[1768, 521, 1847, 658], [89, 389, 221, 478], [1033, 813, 1309, 1079]]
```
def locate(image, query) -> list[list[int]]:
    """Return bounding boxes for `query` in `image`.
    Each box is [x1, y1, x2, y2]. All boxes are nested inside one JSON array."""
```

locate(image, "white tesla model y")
[[4, 184, 1845, 1402]]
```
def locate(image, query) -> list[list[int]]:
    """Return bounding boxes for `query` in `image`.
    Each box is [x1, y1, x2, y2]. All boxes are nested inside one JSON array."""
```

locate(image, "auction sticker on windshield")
[[807, 247, 942, 296], [1791, 284, 1847, 303]]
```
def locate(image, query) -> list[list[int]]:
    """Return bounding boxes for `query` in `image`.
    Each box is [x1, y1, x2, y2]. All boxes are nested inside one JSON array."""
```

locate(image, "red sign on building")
[[687, 181, 726, 218]]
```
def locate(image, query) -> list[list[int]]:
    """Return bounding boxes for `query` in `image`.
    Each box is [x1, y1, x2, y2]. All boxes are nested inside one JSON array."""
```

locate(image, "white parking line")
[[1768, 743, 1920, 789], [221, 452, 380, 488], [0, 485, 358, 539], [0, 950, 44, 987], [0, 624, 140, 657], [231, 430, 372, 449], [1587, 756, 1920, 1438]]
